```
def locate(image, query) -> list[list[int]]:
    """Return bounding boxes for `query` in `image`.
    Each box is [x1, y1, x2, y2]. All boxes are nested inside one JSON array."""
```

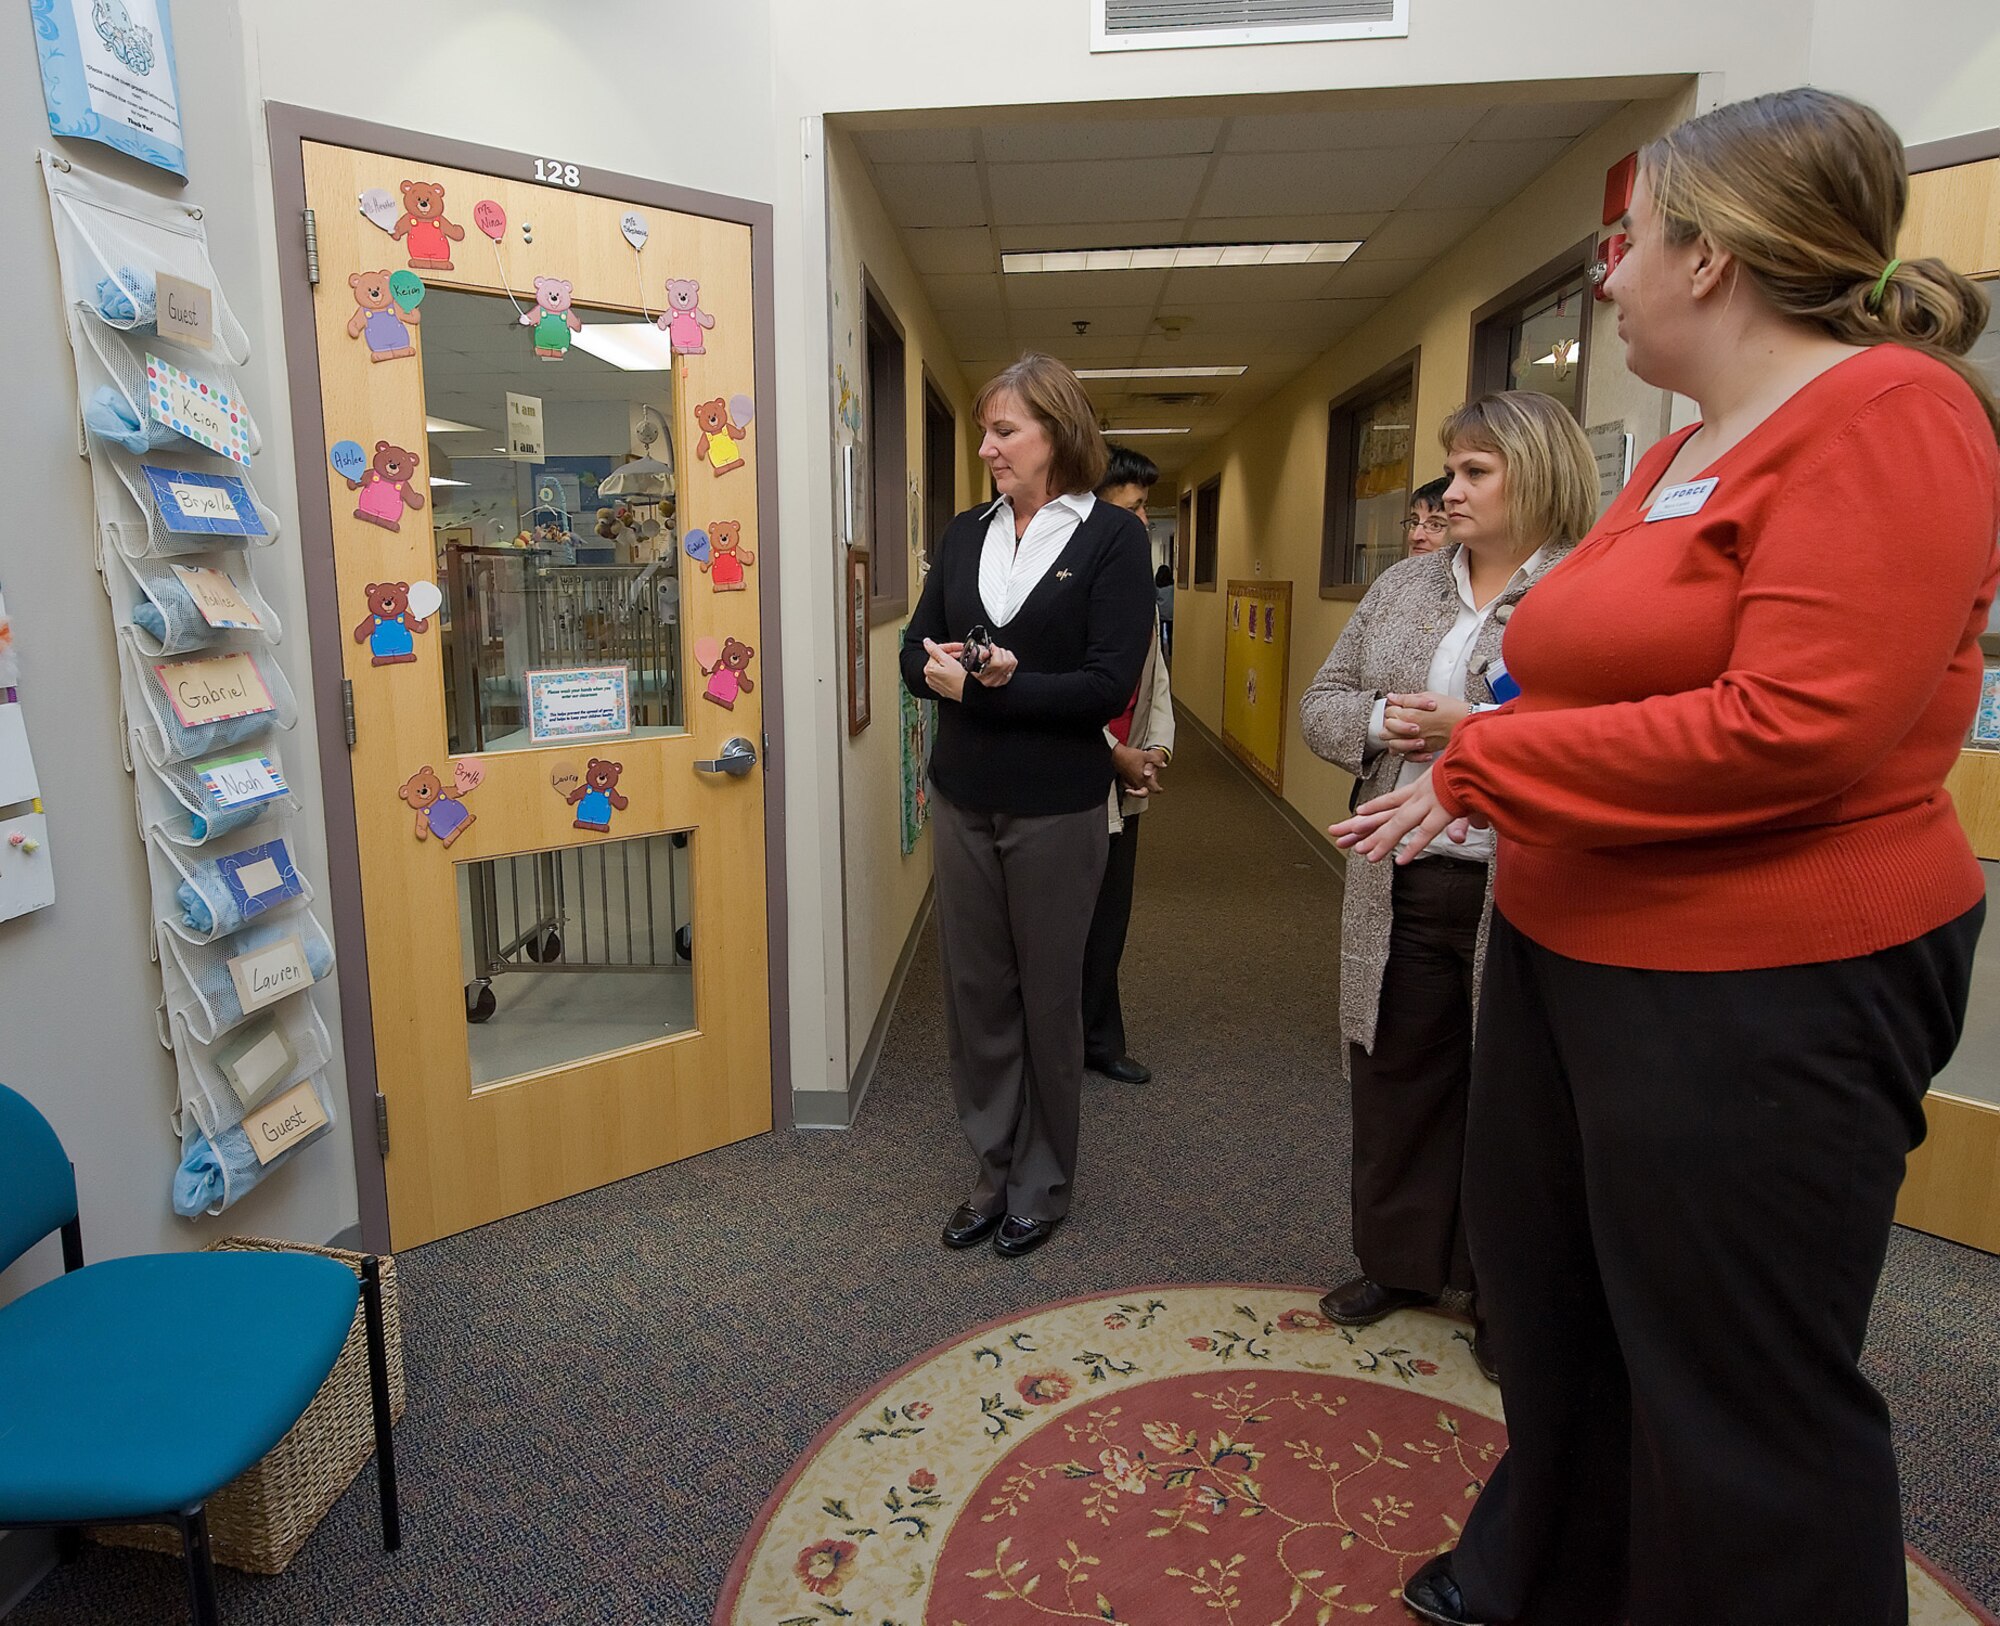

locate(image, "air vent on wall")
[[1093, 0, 1407, 51]]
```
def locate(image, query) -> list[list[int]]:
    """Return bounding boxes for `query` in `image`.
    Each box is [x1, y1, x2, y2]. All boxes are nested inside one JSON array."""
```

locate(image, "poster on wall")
[[1221, 579, 1292, 794], [847, 550, 871, 735], [33, 0, 186, 179], [899, 682, 933, 856]]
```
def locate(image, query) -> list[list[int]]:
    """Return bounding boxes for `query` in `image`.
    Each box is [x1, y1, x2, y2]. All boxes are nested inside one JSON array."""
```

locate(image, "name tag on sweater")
[[1487, 656, 1521, 704], [1645, 477, 1719, 522]]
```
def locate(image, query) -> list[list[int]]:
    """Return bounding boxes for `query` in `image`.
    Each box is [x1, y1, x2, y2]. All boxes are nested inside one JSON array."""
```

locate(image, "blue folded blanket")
[[132, 576, 218, 651], [187, 802, 264, 843], [85, 385, 179, 454], [94, 266, 156, 329], [191, 916, 333, 1034], [173, 1125, 260, 1216]]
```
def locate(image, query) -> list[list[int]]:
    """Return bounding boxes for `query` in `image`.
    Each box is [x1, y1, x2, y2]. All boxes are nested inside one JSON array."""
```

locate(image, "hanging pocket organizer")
[[138, 741, 297, 848], [149, 827, 312, 945], [97, 447, 281, 563], [158, 911, 335, 1046], [123, 633, 297, 767], [174, 1072, 337, 1218]]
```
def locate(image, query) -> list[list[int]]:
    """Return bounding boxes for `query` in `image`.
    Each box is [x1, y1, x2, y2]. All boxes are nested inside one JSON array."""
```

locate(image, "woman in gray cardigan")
[[1300, 392, 1597, 1381]]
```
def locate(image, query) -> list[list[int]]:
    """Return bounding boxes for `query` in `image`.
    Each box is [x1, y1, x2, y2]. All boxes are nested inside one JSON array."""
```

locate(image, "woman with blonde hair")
[[1334, 89, 2000, 1626], [901, 354, 1155, 1259], [1301, 390, 1596, 1383]]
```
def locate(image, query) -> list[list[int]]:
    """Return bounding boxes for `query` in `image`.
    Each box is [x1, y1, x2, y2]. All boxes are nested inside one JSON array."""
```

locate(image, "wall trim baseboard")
[[1174, 703, 1347, 886], [796, 880, 936, 1130]]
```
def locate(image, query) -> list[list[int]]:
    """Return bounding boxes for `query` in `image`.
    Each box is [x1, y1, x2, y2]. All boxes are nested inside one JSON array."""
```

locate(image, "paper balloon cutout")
[[473, 200, 506, 242], [682, 528, 711, 564], [452, 759, 486, 796], [620, 211, 648, 251], [358, 188, 400, 234], [406, 579, 444, 621], [329, 439, 367, 483], [387, 270, 425, 312], [729, 394, 754, 426], [692, 635, 721, 673]]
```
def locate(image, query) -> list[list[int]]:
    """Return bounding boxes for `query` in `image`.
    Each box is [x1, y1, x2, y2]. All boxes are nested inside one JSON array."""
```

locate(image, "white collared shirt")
[[978, 490, 1096, 627], [1368, 544, 1548, 863]]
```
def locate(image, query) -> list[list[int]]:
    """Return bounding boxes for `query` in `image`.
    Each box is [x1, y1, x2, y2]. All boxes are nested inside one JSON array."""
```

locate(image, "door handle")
[[694, 737, 758, 777]]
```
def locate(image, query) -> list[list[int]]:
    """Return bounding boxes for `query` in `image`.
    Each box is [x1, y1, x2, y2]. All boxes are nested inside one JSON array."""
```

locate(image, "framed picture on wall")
[[848, 549, 871, 735]]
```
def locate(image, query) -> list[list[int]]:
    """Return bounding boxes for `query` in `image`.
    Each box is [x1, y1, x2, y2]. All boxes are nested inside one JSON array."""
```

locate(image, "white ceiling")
[[843, 86, 1643, 476]]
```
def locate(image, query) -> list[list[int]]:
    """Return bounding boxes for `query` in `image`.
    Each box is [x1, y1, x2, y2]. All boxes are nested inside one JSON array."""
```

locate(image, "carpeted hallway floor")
[[14, 719, 2000, 1625]]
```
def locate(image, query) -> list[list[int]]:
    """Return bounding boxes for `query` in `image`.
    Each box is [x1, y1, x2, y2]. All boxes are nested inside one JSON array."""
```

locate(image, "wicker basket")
[[92, 1236, 406, 1575]]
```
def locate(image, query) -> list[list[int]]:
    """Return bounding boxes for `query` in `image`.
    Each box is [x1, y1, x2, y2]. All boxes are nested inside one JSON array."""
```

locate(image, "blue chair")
[[0, 1083, 400, 1624]]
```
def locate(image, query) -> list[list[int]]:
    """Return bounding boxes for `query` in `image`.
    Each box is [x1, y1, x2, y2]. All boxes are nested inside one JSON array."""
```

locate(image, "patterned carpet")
[[716, 1287, 1994, 1626], [12, 720, 2000, 1624]]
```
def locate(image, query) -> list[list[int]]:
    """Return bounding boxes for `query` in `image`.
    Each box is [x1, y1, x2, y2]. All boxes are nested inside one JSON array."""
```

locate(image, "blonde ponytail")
[[1642, 89, 1999, 443]]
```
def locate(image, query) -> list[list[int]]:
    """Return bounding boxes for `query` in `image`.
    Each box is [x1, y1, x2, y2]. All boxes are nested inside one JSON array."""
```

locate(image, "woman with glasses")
[[1301, 392, 1597, 1384], [1405, 475, 1451, 555]]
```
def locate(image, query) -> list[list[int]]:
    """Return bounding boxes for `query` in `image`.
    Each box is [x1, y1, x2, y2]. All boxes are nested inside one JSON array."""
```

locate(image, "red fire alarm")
[[1591, 233, 1629, 301], [1603, 151, 1638, 226]]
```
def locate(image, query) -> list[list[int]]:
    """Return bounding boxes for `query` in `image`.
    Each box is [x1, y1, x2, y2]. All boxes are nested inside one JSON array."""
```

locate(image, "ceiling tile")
[[907, 228, 996, 275], [941, 309, 1010, 348], [995, 220, 1186, 251], [1174, 212, 1386, 245], [987, 156, 1210, 225], [1224, 104, 1485, 153], [1319, 256, 1435, 299], [1003, 267, 1168, 310], [871, 162, 986, 229], [923, 272, 1006, 312], [1401, 138, 1573, 211], [1160, 262, 1352, 305], [1468, 99, 1625, 142], [984, 117, 1223, 163], [1200, 146, 1455, 218], [855, 127, 978, 165], [1350, 207, 1490, 260], [1009, 306, 1155, 340]]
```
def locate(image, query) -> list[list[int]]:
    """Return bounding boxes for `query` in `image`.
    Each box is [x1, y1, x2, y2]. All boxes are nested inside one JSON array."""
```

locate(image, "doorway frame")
[[265, 104, 792, 1253]]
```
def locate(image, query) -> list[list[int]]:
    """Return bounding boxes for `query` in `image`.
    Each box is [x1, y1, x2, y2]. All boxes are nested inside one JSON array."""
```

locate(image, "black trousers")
[[1082, 810, 1141, 1064], [1454, 905, 1982, 1626], [1348, 858, 1484, 1296]]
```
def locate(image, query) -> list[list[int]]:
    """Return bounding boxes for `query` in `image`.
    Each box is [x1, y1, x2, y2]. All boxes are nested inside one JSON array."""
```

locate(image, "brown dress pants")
[[930, 783, 1110, 1222], [1347, 856, 1484, 1297]]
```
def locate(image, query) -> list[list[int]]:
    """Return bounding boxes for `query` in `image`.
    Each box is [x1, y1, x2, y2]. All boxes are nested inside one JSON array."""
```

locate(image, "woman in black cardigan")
[[901, 354, 1156, 1258]]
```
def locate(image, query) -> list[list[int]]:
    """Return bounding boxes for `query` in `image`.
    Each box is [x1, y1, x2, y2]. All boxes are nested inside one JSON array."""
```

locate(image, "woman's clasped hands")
[[1329, 765, 1486, 865], [921, 638, 1018, 701]]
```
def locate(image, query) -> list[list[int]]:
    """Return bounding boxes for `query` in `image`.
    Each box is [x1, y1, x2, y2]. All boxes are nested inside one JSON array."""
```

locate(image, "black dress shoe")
[[1319, 1275, 1440, 1327], [993, 1214, 1063, 1258], [941, 1203, 1003, 1249], [1470, 1318, 1499, 1385], [1087, 1054, 1152, 1084], [1402, 1552, 1486, 1625]]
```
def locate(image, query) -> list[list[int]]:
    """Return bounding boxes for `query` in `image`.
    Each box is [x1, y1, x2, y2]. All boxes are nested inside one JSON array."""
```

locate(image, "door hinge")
[[341, 678, 356, 747], [374, 1092, 389, 1157], [302, 207, 319, 286]]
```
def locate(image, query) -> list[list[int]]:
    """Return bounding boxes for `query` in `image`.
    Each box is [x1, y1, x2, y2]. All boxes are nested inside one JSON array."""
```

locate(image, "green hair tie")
[[1866, 258, 1902, 312]]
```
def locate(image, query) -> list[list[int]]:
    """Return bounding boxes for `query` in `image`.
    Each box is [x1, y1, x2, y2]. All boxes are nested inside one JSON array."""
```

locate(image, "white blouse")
[[977, 490, 1097, 627]]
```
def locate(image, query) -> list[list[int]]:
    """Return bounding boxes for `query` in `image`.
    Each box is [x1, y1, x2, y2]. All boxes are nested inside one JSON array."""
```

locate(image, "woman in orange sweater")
[[1336, 91, 2000, 1626]]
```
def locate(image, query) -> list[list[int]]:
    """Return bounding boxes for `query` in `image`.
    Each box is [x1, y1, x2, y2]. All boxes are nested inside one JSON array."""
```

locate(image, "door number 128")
[[534, 159, 581, 188]]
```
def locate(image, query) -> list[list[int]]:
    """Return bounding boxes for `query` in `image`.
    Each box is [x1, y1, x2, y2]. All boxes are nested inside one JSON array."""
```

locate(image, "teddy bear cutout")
[[352, 582, 430, 666], [566, 758, 629, 833], [521, 277, 582, 361], [694, 636, 756, 711], [391, 180, 465, 271], [693, 397, 752, 476], [399, 765, 476, 847], [700, 520, 754, 591], [346, 441, 427, 533], [345, 271, 418, 363], [656, 279, 716, 355]]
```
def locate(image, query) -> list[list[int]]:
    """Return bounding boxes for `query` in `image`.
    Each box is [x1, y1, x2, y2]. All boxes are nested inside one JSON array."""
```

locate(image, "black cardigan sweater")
[[900, 498, 1156, 816]]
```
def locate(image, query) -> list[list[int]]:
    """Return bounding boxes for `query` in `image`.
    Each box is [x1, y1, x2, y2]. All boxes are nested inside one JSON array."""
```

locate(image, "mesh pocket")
[[159, 911, 335, 1045], [116, 550, 281, 657], [172, 1001, 333, 1143], [139, 744, 297, 848], [124, 632, 296, 767], [96, 445, 281, 562], [150, 827, 313, 946]]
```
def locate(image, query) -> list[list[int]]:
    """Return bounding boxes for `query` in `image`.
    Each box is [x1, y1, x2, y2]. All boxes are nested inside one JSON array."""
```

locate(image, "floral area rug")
[[715, 1285, 1995, 1626]]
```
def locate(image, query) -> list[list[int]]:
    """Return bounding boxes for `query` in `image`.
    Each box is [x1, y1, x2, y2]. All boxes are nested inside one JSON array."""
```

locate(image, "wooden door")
[[301, 141, 771, 1246], [1895, 155, 2000, 1254]]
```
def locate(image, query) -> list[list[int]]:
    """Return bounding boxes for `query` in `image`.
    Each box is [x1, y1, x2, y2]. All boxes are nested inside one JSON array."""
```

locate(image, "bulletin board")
[[1222, 580, 1292, 794]]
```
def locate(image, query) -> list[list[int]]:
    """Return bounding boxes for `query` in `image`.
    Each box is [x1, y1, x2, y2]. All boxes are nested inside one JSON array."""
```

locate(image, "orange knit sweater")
[[1433, 345, 2000, 970]]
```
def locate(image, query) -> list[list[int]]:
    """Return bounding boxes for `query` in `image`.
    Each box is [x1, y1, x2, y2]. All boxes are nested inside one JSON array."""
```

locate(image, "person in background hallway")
[[1405, 475, 1451, 556], [902, 354, 1155, 1260], [1301, 391, 1594, 1389], [1083, 444, 1177, 1086], [1155, 563, 1175, 663], [1333, 89, 2000, 1626]]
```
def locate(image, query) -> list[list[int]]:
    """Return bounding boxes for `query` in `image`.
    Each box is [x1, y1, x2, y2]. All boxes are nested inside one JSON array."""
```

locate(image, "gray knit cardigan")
[[1298, 542, 1572, 1067]]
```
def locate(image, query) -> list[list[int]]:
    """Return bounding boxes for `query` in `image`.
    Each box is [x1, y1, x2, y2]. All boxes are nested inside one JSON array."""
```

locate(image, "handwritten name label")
[[156, 274, 214, 350], [141, 467, 267, 538], [145, 354, 251, 467], [197, 752, 286, 810], [170, 565, 261, 631], [227, 933, 312, 1017], [167, 481, 235, 522], [244, 1078, 328, 1165], [155, 652, 274, 729]]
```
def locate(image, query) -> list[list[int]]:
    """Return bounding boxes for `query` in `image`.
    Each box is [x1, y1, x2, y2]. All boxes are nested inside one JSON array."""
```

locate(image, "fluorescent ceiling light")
[[570, 322, 677, 371], [1076, 365, 1248, 380], [1003, 241, 1361, 274], [1105, 427, 1191, 436], [425, 415, 488, 434], [428, 476, 470, 488]]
